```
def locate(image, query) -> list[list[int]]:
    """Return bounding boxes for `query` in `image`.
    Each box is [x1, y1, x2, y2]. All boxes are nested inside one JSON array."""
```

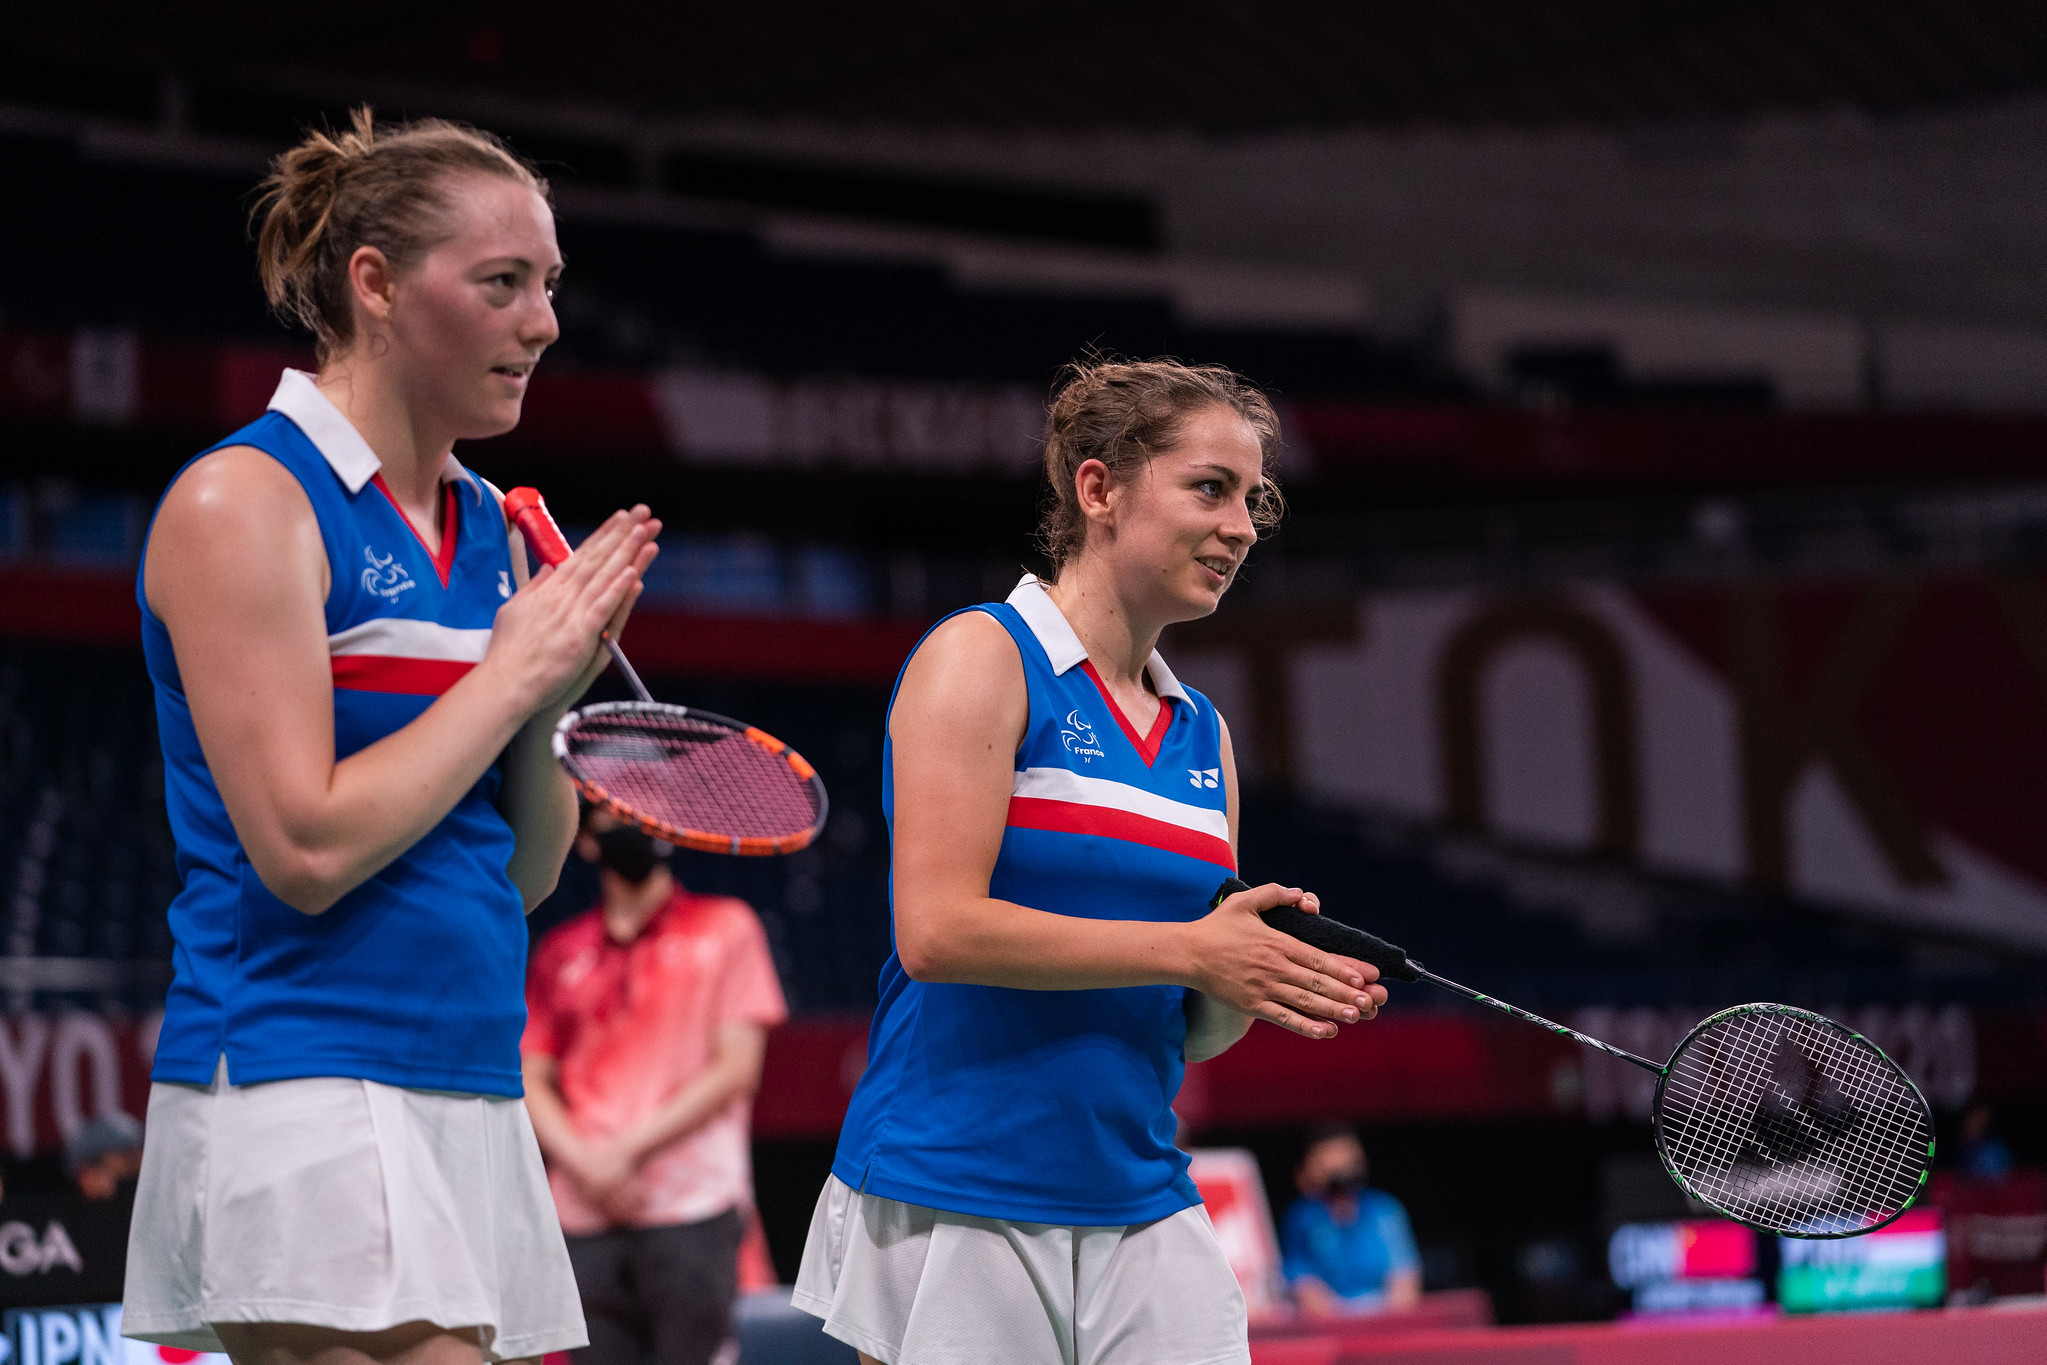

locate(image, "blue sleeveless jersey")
[[832, 576, 1235, 1224], [139, 370, 528, 1095]]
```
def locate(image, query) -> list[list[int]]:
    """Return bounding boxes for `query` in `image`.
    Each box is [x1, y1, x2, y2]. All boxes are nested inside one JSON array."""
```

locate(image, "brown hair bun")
[[251, 105, 549, 360], [1037, 356, 1283, 574]]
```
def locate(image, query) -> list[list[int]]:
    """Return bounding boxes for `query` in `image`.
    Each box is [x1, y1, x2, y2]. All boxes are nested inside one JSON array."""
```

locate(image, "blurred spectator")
[[67, 1112, 143, 1201], [1956, 1103, 2015, 1182], [1281, 1122, 1421, 1315], [523, 808, 788, 1365]]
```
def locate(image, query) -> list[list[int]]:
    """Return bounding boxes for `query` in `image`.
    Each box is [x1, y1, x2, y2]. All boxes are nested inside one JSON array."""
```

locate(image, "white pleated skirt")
[[122, 1058, 587, 1362], [793, 1176, 1249, 1365]]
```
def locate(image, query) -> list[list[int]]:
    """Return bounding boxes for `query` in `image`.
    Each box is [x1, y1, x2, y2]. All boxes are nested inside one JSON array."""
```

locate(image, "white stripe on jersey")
[[329, 617, 492, 661], [1011, 767, 1230, 842]]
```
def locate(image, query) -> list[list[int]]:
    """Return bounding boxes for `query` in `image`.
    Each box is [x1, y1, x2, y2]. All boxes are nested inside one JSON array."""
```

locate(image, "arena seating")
[[0, 627, 2022, 1019], [0, 640, 178, 987], [0, 127, 1461, 402], [0, 634, 898, 1014]]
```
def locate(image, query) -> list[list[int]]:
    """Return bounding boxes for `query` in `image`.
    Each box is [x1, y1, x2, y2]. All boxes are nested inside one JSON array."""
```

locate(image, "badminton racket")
[[505, 487, 829, 856], [1212, 877, 1934, 1238]]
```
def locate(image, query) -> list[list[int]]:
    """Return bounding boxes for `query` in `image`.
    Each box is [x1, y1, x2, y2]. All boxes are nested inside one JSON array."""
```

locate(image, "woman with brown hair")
[[793, 358, 1390, 1365], [122, 109, 658, 1365]]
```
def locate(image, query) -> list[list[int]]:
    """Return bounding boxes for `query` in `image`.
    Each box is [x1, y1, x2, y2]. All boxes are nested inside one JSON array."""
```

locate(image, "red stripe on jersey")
[[1005, 796, 1235, 871], [371, 474, 462, 588], [1077, 659, 1174, 767], [331, 654, 475, 696]]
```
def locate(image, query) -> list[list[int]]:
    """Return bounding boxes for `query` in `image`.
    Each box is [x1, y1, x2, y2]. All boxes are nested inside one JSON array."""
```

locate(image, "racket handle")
[[501, 486, 655, 704], [504, 486, 573, 567], [1211, 877, 1422, 983]]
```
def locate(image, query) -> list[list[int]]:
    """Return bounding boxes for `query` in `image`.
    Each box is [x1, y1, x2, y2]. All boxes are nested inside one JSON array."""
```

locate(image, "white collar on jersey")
[[1005, 574, 1190, 705], [266, 369, 473, 496]]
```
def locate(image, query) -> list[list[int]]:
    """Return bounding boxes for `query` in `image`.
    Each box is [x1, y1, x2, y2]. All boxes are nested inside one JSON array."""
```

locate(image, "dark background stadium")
[[6, 1, 2047, 1340]]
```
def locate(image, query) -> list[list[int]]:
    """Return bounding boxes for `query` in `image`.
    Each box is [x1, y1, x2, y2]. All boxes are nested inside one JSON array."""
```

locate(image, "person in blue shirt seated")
[[1280, 1122, 1422, 1315], [1956, 1103, 2015, 1181]]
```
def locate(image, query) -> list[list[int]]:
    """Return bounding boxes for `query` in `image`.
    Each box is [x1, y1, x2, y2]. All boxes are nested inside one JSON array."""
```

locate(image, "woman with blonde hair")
[[123, 109, 658, 1365]]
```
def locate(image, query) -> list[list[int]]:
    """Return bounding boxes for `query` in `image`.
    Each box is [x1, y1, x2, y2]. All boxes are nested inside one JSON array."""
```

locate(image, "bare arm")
[[499, 719, 579, 912], [495, 521, 655, 911], [522, 1050, 585, 1172], [616, 1021, 769, 1163], [522, 1049, 641, 1218], [1293, 1276, 1340, 1317], [144, 447, 657, 914], [1185, 714, 1306, 1062], [889, 612, 1382, 1039], [522, 1023, 766, 1219]]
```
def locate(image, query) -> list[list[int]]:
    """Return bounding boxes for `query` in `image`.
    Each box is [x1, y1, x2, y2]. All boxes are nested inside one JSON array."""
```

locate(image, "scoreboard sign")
[[0, 1307, 227, 1365]]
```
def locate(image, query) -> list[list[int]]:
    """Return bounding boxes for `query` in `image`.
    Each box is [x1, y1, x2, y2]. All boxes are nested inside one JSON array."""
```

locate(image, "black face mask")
[[592, 826, 667, 883], [1323, 1170, 1367, 1200]]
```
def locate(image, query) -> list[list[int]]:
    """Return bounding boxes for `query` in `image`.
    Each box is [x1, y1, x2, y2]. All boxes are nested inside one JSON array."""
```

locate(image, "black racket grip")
[[1210, 877, 1422, 983]]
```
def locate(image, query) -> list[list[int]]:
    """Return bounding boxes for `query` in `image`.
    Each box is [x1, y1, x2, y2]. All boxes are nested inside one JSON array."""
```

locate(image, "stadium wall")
[[2, 1001, 2039, 1156], [675, 95, 2047, 341], [1170, 574, 2047, 953]]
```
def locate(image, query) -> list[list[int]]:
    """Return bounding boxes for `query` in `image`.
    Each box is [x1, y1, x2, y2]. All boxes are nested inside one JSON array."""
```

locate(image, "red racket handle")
[[501, 485, 656, 704], [504, 486, 573, 567]]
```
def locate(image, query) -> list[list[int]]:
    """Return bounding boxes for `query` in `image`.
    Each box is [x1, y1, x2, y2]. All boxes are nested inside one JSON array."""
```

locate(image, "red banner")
[[0, 564, 926, 684], [3, 1005, 2043, 1153], [12, 325, 2047, 490]]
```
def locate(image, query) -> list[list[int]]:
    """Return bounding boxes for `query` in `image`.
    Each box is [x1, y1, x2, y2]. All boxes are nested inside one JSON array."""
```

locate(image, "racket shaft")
[[600, 636, 652, 704], [505, 487, 654, 703], [1220, 875, 1664, 1072], [1413, 968, 1663, 1073]]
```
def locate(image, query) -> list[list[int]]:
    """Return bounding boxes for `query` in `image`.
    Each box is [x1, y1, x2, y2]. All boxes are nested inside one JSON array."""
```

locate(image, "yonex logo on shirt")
[[361, 547, 417, 600], [1189, 768, 1220, 788]]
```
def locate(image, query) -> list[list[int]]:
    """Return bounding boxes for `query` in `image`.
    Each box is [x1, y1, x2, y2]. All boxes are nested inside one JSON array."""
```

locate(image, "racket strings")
[[1679, 1017, 1922, 1232], [1665, 1013, 1925, 1232], [563, 710, 822, 841], [1658, 1007, 1928, 1236]]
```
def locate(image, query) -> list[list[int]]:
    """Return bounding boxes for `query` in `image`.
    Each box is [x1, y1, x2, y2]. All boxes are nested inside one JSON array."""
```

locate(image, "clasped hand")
[[1190, 882, 1387, 1040], [486, 506, 661, 716], [569, 1135, 649, 1223]]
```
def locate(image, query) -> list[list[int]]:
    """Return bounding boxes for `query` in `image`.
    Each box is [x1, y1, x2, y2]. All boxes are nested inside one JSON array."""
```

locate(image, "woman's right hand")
[[485, 506, 660, 716], [1186, 882, 1387, 1040]]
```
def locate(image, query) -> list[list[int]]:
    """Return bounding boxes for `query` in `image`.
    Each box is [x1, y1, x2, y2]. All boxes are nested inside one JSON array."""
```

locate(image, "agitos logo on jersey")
[[361, 546, 418, 600], [1060, 709, 1107, 761]]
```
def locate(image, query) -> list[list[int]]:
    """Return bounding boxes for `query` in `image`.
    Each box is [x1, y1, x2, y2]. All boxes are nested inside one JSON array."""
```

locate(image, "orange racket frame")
[[506, 486, 829, 857], [551, 701, 828, 856]]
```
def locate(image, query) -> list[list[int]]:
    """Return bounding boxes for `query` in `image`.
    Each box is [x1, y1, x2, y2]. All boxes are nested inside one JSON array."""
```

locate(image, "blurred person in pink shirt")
[[523, 807, 788, 1365]]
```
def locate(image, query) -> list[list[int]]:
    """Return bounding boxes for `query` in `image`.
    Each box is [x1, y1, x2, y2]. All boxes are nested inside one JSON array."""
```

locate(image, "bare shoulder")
[[893, 610, 1024, 725], [144, 445, 323, 614], [147, 445, 316, 565], [919, 609, 1027, 677], [155, 445, 307, 521]]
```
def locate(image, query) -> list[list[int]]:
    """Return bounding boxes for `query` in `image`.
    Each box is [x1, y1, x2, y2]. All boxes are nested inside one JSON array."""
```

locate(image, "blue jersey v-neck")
[[140, 373, 526, 1096], [833, 576, 1231, 1224]]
